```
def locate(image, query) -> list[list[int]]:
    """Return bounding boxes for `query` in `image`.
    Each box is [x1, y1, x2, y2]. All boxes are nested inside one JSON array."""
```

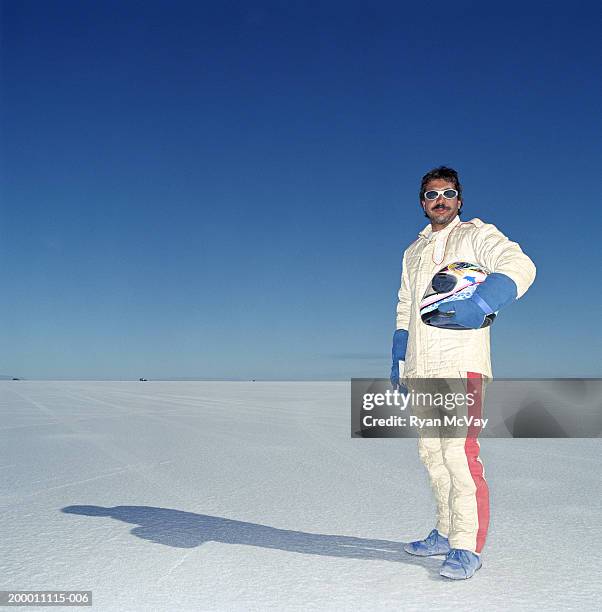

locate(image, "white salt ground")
[[1, 381, 600, 611]]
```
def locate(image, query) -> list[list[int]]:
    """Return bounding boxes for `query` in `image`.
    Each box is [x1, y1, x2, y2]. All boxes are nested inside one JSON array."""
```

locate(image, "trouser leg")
[[442, 372, 489, 553], [412, 377, 452, 538], [417, 425, 451, 537]]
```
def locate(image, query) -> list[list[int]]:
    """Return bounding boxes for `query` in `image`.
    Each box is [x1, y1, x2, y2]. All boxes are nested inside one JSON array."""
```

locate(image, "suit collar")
[[418, 213, 461, 240]]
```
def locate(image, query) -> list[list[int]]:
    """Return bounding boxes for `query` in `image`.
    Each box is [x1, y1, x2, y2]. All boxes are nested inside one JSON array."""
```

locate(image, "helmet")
[[420, 262, 495, 330]]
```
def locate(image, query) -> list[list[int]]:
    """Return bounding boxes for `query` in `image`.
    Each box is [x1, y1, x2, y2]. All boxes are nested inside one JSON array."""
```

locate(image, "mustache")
[[431, 205, 449, 211]]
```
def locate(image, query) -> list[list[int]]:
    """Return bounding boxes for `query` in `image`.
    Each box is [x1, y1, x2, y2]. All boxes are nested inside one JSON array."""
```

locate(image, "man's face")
[[421, 178, 462, 229]]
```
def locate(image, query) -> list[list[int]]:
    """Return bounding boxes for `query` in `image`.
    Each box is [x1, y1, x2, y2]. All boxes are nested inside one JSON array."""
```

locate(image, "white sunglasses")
[[423, 188, 459, 201]]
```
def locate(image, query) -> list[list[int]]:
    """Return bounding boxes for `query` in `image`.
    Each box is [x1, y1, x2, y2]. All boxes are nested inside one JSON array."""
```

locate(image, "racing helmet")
[[420, 262, 496, 330]]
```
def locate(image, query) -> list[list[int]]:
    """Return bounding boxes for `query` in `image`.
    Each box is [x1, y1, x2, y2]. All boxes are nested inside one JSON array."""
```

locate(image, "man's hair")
[[419, 166, 463, 215]]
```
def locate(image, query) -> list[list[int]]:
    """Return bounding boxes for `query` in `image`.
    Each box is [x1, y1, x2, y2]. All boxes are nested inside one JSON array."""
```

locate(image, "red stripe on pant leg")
[[465, 372, 489, 553]]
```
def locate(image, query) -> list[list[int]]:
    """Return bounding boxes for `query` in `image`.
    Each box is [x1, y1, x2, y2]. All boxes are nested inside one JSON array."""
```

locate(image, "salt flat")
[[1, 381, 600, 611]]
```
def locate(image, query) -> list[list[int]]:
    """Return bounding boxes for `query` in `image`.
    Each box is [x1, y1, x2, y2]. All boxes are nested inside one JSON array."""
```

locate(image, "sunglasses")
[[423, 188, 459, 201]]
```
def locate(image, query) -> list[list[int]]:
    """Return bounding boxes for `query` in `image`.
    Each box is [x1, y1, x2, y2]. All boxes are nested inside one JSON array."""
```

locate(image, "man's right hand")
[[390, 329, 409, 389]]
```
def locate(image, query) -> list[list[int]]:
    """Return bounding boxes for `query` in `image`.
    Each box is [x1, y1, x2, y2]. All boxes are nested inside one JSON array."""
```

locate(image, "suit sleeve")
[[471, 223, 536, 298], [395, 249, 412, 330]]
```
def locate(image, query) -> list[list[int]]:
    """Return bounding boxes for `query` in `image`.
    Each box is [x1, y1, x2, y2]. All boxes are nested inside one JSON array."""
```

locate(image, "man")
[[391, 166, 536, 579]]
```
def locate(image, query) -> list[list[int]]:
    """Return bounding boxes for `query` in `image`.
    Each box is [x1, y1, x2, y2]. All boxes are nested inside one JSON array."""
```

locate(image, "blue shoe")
[[404, 529, 450, 556], [439, 548, 482, 579]]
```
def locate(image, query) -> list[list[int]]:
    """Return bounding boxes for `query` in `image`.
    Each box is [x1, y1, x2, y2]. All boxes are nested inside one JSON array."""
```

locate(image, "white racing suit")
[[396, 215, 536, 553]]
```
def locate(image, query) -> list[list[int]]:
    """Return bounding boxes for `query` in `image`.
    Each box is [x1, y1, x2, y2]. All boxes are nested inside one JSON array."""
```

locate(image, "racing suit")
[[396, 214, 536, 553]]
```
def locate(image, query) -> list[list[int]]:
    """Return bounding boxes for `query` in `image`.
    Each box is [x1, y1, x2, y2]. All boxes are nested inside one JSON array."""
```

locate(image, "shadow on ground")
[[62, 504, 443, 575]]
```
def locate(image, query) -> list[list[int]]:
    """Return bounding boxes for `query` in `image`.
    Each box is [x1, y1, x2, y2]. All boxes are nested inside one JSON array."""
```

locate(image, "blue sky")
[[1, 0, 600, 379]]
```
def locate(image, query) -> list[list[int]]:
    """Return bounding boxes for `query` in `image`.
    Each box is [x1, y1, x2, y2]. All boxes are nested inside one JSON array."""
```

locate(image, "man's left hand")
[[438, 299, 487, 329]]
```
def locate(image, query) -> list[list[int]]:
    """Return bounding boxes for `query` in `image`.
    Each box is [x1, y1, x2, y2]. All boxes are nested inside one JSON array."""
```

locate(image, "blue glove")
[[390, 329, 409, 389], [438, 272, 518, 329]]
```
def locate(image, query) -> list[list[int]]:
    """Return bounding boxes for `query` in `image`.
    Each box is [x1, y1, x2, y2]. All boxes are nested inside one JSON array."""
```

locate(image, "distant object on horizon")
[[139, 378, 148, 382], [12, 377, 20, 381]]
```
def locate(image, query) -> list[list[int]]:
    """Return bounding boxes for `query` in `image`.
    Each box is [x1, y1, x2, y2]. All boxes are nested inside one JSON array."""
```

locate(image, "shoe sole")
[[440, 563, 483, 580]]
